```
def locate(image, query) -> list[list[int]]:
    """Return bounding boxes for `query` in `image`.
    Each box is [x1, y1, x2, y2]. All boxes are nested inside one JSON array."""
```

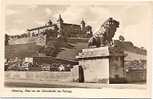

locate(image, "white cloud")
[[123, 23, 151, 49], [53, 6, 84, 24], [6, 9, 18, 15], [53, 6, 111, 32], [27, 5, 38, 11], [45, 8, 52, 15], [14, 19, 24, 24]]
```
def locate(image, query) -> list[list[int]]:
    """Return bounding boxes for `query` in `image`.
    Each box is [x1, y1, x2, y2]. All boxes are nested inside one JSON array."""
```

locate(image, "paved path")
[[5, 79, 146, 89]]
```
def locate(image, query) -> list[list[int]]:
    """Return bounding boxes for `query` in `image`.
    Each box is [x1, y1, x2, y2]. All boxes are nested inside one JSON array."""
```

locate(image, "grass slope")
[[5, 38, 89, 60], [5, 43, 42, 59]]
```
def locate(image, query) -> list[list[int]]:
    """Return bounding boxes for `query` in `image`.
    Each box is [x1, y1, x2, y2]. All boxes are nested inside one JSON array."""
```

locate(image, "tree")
[[85, 25, 93, 37], [5, 34, 9, 45], [43, 46, 56, 56], [119, 35, 125, 42]]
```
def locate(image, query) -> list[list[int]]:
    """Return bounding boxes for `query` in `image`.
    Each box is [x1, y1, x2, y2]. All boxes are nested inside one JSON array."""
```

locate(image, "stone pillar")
[[76, 46, 125, 84]]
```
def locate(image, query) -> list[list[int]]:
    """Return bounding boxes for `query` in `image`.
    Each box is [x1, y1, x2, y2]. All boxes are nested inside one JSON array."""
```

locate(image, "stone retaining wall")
[[5, 69, 79, 82]]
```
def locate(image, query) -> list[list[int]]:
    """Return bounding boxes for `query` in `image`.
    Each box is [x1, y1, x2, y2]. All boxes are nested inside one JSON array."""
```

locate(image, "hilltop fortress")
[[5, 16, 147, 83], [5, 15, 146, 61], [7, 15, 92, 46]]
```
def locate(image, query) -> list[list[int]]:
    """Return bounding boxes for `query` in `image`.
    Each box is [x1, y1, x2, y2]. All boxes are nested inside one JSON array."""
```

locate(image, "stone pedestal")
[[76, 46, 125, 83]]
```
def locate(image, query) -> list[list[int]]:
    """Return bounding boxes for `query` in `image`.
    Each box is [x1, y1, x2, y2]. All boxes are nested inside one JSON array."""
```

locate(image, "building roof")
[[27, 25, 52, 31], [63, 23, 80, 27]]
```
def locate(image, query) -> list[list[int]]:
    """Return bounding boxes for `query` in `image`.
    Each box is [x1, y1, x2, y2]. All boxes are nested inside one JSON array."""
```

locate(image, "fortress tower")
[[80, 19, 86, 32], [7, 15, 93, 46], [57, 14, 64, 38]]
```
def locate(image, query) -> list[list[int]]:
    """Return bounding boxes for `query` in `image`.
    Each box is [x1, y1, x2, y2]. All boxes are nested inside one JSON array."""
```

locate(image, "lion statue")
[[88, 17, 119, 47]]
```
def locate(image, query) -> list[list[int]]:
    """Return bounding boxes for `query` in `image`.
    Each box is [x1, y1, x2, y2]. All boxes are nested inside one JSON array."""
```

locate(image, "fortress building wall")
[[62, 23, 81, 37], [8, 35, 46, 46], [7, 15, 92, 46]]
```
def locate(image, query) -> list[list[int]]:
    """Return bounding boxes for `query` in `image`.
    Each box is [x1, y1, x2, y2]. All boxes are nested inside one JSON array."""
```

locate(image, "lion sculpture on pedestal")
[[88, 17, 119, 47]]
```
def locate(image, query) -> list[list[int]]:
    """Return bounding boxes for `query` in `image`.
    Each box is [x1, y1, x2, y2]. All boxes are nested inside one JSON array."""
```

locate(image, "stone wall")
[[79, 58, 109, 83], [5, 67, 79, 82], [126, 69, 146, 82], [124, 50, 146, 83]]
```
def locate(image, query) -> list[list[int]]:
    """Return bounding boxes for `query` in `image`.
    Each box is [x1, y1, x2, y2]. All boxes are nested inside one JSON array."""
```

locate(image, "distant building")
[[114, 40, 146, 69], [114, 40, 147, 82], [8, 14, 93, 46]]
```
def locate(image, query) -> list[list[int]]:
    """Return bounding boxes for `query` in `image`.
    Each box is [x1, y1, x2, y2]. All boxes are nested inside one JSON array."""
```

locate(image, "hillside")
[[5, 38, 146, 61], [114, 40, 147, 55], [56, 38, 89, 61], [5, 38, 89, 60], [5, 43, 42, 59]]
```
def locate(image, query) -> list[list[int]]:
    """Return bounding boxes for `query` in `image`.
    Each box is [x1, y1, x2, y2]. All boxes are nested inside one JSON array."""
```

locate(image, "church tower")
[[81, 19, 86, 32], [57, 14, 64, 38]]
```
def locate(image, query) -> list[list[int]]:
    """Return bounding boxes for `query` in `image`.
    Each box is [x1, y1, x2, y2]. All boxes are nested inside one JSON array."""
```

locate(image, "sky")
[[5, 3, 152, 49]]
